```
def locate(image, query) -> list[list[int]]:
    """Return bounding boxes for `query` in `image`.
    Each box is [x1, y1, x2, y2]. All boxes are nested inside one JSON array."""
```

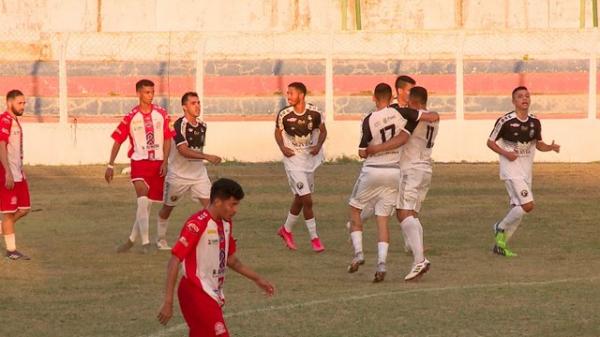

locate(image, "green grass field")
[[1, 162, 599, 337]]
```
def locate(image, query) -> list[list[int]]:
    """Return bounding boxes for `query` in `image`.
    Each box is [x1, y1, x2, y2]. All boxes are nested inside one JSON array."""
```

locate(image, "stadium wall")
[[1, 1, 599, 164]]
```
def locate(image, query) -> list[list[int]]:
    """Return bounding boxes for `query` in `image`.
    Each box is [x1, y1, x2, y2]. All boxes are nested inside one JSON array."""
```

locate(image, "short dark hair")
[[288, 82, 307, 96], [373, 83, 392, 101], [394, 75, 416, 89], [512, 86, 528, 99], [210, 178, 245, 203], [136, 79, 155, 92], [6, 89, 24, 101], [181, 91, 199, 105], [409, 86, 428, 105]]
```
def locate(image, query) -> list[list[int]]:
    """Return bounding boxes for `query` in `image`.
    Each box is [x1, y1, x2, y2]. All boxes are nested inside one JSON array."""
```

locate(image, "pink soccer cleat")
[[310, 237, 325, 253], [277, 226, 297, 250]]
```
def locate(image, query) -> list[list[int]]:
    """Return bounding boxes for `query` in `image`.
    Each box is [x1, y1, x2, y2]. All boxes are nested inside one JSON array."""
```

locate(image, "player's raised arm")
[[157, 255, 181, 325], [227, 254, 275, 296], [105, 141, 121, 183]]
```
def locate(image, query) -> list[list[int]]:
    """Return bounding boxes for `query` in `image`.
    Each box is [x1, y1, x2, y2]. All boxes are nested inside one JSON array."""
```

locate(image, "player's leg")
[[1, 181, 31, 260], [373, 214, 389, 282], [178, 277, 230, 337], [117, 178, 149, 253], [300, 192, 324, 252], [277, 171, 304, 250], [347, 206, 365, 273], [493, 179, 533, 256]]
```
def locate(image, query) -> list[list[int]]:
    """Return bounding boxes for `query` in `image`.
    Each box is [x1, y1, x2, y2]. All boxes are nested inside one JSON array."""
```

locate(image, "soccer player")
[[0, 90, 31, 260], [487, 86, 560, 257], [105, 79, 175, 254], [155, 92, 222, 250], [368, 86, 439, 280], [275, 82, 327, 252], [347, 83, 415, 283], [157, 178, 275, 337]]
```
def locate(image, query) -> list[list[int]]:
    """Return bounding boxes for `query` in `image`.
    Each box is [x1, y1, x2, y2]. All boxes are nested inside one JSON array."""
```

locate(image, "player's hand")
[[504, 150, 518, 161], [159, 162, 168, 177], [309, 145, 321, 156], [280, 146, 295, 157], [4, 171, 14, 190], [551, 140, 560, 153], [104, 167, 114, 184], [207, 155, 222, 165], [255, 278, 275, 296], [157, 301, 173, 325]]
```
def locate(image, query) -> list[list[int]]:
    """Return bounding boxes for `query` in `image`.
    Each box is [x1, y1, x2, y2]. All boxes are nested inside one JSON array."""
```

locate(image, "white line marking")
[[144, 275, 600, 337]]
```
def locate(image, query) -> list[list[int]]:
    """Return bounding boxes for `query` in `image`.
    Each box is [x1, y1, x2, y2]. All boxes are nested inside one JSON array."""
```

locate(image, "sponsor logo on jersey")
[[296, 181, 304, 190], [186, 222, 200, 233], [510, 123, 520, 127], [287, 117, 297, 122], [178, 236, 189, 247], [207, 229, 217, 234]]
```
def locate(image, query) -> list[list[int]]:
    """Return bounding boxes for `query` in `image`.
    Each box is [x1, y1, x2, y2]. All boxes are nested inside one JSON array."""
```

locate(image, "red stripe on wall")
[[464, 73, 588, 95], [203, 75, 325, 96], [67, 76, 195, 97], [0, 76, 58, 96], [333, 74, 455, 95]]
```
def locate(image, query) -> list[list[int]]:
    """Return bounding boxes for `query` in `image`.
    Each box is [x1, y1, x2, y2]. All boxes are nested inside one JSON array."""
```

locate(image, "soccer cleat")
[[404, 258, 431, 281], [156, 239, 171, 251], [141, 243, 151, 254], [116, 239, 134, 253], [347, 254, 365, 273], [492, 244, 518, 257], [311, 237, 325, 253], [6, 250, 30, 260], [373, 263, 386, 283], [494, 231, 507, 249], [277, 226, 297, 250]]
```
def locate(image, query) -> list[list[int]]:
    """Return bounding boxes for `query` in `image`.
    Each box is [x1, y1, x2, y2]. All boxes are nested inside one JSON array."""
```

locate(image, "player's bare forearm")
[[162, 256, 180, 304], [177, 144, 214, 161], [274, 128, 285, 149], [536, 140, 560, 153], [227, 254, 275, 296], [420, 111, 440, 122], [368, 132, 409, 155], [108, 141, 121, 165], [163, 138, 172, 159], [487, 139, 517, 160], [316, 123, 327, 148], [0, 141, 10, 172]]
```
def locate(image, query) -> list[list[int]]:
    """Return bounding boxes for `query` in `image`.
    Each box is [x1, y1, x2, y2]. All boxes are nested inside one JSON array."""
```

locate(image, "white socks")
[[157, 217, 169, 241], [400, 216, 424, 264], [305, 218, 318, 239], [132, 196, 150, 245], [4, 233, 16, 251], [284, 212, 299, 233], [498, 206, 526, 242], [377, 242, 389, 265], [350, 231, 363, 256]]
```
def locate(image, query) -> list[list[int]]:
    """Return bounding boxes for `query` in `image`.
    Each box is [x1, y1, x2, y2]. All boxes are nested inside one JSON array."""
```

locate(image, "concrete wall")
[[1, 1, 599, 164]]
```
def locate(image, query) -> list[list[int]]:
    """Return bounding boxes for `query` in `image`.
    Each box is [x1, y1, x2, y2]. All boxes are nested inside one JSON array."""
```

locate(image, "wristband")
[[107, 164, 114, 169]]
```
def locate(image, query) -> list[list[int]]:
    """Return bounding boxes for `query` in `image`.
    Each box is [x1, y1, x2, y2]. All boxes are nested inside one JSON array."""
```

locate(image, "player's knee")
[[302, 197, 313, 209], [20, 208, 30, 216], [521, 202, 534, 213]]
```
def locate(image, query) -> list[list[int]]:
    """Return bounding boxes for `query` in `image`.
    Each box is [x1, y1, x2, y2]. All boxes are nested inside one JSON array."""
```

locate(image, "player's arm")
[[0, 140, 14, 189], [486, 139, 518, 161], [157, 255, 181, 326], [227, 254, 275, 296], [535, 140, 560, 153], [105, 141, 121, 183], [177, 144, 221, 164], [274, 128, 294, 157], [366, 131, 410, 155], [419, 110, 440, 123], [309, 123, 327, 156], [159, 139, 171, 177]]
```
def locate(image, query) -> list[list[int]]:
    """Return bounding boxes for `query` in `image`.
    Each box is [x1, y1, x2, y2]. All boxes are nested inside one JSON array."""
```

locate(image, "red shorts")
[[178, 277, 230, 337], [0, 179, 31, 214], [130, 160, 164, 202]]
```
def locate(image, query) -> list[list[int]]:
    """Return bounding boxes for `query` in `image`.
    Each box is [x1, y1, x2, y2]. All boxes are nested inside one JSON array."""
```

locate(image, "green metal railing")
[[341, 0, 362, 30]]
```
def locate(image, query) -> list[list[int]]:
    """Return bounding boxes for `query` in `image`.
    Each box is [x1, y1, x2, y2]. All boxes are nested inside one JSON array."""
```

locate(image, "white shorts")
[[164, 176, 211, 207], [349, 166, 400, 217], [287, 170, 315, 196], [397, 168, 432, 213], [504, 179, 534, 206]]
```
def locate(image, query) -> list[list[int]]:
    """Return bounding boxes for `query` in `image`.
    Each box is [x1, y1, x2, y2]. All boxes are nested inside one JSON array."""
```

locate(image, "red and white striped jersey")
[[0, 111, 24, 181], [172, 209, 237, 306], [111, 104, 175, 161]]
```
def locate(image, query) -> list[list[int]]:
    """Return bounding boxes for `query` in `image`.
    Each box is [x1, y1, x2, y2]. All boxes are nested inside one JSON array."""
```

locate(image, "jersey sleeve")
[[275, 109, 284, 130], [163, 113, 175, 140], [171, 220, 206, 261], [0, 115, 11, 143], [393, 106, 420, 134], [535, 120, 542, 141], [489, 117, 505, 141], [173, 118, 186, 146], [111, 115, 131, 144], [313, 110, 322, 128], [358, 114, 373, 149]]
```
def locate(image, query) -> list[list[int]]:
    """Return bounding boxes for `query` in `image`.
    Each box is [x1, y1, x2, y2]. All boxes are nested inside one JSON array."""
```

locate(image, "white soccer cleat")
[[156, 239, 171, 250], [404, 258, 431, 281]]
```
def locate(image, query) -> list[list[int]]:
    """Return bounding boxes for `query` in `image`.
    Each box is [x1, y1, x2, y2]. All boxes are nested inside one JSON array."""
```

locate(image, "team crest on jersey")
[[530, 122, 535, 128], [10, 196, 17, 205], [529, 129, 535, 138], [520, 190, 529, 197], [214, 322, 226, 335], [296, 182, 304, 190], [170, 195, 179, 202]]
